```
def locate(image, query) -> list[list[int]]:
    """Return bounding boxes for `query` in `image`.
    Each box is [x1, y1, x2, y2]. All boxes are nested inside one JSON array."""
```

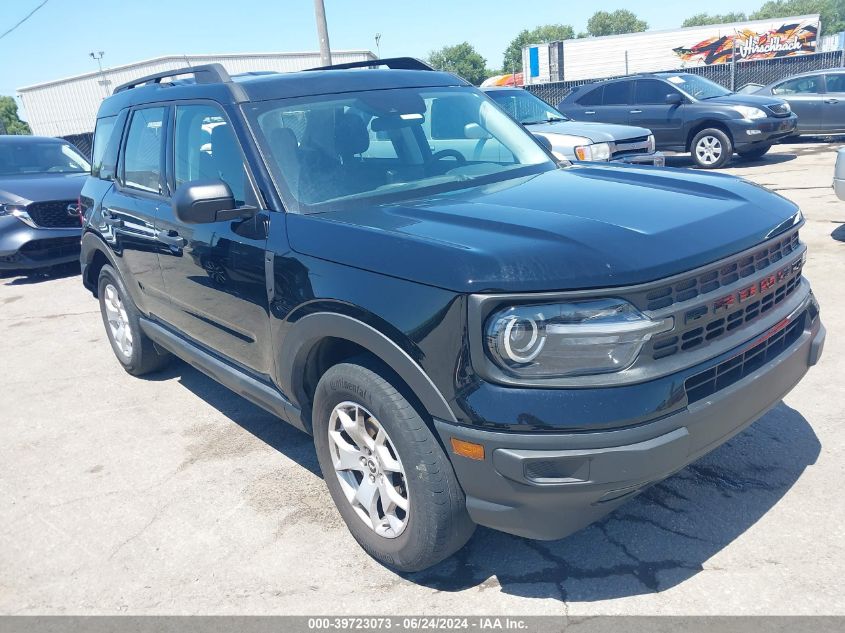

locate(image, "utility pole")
[[313, 0, 332, 66], [375, 33, 382, 58], [89, 51, 110, 97]]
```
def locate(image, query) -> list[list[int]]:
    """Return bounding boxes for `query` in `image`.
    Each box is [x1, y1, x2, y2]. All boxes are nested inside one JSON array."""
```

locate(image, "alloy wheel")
[[695, 135, 723, 166], [103, 283, 133, 358], [328, 401, 410, 538]]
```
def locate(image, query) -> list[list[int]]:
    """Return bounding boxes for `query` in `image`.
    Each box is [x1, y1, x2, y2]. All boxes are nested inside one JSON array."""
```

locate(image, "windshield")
[[662, 74, 732, 100], [0, 141, 90, 176], [485, 89, 568, 125], [245, 86, 554, 213]]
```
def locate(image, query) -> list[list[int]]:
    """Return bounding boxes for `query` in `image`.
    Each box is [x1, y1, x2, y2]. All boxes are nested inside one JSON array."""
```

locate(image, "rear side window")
[[91, 111, 126, 180], [634, 79, 676, 105], [577, 86, 602, 106], [602, 81, 631, 105], [122, 107, 166, 194]]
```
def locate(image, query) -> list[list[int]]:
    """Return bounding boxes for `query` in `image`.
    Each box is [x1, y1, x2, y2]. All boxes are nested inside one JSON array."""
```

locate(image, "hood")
[[288, 166, 800, 293], [0, 173, 87, 205], [704, 93, 787, 109], [526, 120, 651, 144]]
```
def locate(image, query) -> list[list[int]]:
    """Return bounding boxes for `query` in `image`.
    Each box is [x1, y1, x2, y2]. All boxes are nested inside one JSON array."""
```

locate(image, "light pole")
[[313, 0, 332, 66], [89, 51, 111, 97], [375, 33, 382, 58]]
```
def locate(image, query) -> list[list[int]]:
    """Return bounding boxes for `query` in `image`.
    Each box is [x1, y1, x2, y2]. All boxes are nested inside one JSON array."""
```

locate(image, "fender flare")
[[278, 312, 458, 424]]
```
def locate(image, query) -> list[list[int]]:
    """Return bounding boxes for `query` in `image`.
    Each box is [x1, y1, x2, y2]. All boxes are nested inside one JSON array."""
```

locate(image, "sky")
[[1, 0, 769, 111]]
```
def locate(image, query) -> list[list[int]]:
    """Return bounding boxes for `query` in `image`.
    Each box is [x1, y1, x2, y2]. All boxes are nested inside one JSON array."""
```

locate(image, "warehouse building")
[[17, 50, 376, 148]]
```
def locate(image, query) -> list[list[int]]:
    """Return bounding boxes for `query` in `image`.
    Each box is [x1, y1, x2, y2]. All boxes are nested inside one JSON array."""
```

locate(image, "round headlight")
[[501, 315, 546, 363]]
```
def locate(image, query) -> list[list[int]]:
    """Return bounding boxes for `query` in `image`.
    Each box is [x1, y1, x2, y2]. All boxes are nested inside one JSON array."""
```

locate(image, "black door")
[[101, 106, 170, 316], [631, 79, 686, 147], [154, 102, 273, 375]]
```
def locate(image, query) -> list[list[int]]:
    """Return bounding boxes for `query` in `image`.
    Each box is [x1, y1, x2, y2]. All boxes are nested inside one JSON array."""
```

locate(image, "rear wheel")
[[97, 264, 170, 376], [691, 128, 733, 169], [737, 143, 773, 161], [312, 361, 475, 572]]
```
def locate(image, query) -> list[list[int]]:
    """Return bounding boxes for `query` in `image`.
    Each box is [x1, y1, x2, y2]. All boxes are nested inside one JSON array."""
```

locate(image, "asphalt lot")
[[1, 143, 844, 616]]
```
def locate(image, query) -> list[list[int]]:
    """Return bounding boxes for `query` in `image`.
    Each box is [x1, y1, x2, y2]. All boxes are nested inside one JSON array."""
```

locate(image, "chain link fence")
[[526, 50, 845, 105]]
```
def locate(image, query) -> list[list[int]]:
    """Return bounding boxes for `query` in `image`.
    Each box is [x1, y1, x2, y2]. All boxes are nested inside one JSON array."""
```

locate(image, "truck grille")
[[610, 135, 651, 158], [643, 231, 800, 312], [685, 310, 807, 404], [26, 200, 80, 228]]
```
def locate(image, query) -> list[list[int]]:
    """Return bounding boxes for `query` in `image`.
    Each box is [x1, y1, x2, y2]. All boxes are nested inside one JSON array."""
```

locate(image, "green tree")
[[750, 0, 845, 35], [586, 10, 648, 37], [682, 12, 748, 27], [0, 96, 31, 135], [427, 42, 490, 86], [501, 24, 575, 73]]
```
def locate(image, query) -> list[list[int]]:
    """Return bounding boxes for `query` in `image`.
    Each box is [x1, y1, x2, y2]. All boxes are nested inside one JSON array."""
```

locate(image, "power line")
[[0, 0, 50, 42]]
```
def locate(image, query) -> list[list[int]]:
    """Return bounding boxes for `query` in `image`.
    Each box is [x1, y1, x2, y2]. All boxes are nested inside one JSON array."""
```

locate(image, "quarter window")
[[123, 107, 165, 194], [173, 104, 249, 205]]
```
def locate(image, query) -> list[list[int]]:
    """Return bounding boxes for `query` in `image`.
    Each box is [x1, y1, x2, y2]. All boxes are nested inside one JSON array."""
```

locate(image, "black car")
[[80, 59, 824, 572], [0, 135, 89, 271], [754, 68, 845, 135], [558, 73, 798, 168]]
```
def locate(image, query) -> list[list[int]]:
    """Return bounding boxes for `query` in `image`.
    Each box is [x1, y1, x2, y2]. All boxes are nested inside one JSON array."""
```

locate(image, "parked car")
[[755, 69, 845, 135], [80, 58, 824, 572], [0, 135, 89, 272], [834, 147, 845, 200], [482, 87, 663, 165], [558, 73, 798, 168]]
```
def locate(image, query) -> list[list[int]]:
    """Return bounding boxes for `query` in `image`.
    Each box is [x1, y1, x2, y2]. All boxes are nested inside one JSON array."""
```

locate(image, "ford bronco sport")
[[80, 59, 825, 572]]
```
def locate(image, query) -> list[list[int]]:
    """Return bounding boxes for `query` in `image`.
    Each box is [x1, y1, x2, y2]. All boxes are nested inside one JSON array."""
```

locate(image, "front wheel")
[[737, 143, 773, 161], [691, 128, 733, 169], [312, 361, 475, 572]]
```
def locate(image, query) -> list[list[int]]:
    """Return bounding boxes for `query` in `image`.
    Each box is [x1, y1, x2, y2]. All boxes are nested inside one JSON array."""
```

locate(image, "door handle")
[[156, 229, 186, 248], [584, 110, 596, 115], [629, 109, 643, 114], [825, 98, 839, 104], [101, 208, 123, 228]]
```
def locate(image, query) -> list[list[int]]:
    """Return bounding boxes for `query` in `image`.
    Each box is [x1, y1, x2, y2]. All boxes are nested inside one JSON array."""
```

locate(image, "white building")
[[17, 50, 376, 138]]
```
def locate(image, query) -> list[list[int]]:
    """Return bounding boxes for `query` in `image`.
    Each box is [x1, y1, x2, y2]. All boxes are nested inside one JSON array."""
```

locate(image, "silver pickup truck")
[[482, 86, 664, 166]]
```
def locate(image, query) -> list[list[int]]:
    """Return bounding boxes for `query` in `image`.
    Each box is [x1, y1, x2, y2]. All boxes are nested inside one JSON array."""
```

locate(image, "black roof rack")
[[305, 57, 434, 72], [112, 63, 232, 94]]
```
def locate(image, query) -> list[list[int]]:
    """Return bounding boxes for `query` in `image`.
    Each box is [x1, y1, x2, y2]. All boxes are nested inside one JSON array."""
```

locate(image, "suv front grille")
[[643, 231, 800, 312], [766, 103, 791, 117], [26, 200, 80, 228], [685, 310, 807, 404], [611, 135, 651, 158]]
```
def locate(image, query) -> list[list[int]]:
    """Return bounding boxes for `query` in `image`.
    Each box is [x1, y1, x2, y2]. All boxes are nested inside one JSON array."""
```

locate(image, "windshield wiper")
[[523, 117, 566, 125]]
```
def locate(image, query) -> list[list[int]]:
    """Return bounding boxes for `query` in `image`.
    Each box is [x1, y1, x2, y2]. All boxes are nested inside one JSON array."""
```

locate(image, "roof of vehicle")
[[97, 59, 470, 118], [763, 67, 845, 86], [0, 135, 69, 144]]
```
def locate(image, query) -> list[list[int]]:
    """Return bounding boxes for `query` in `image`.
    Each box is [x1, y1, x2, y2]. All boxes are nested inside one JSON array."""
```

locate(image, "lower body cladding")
[[729, 114, 797, 150], [434, 293, 824, 541], [0, 217, 81, 271]]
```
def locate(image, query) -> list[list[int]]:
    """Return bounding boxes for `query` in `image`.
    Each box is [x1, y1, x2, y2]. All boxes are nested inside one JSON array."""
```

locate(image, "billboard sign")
[[674, 18, 819, 65]]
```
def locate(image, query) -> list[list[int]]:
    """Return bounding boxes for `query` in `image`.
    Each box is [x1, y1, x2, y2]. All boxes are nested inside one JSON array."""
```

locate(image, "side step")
[[140, 318, 307, 433]]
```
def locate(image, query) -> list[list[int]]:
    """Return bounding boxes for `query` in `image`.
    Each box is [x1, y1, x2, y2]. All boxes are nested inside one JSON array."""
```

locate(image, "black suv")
[[1, 135, 89, 272], [558, 73, 798, 168], [80, 59, 824, 572]]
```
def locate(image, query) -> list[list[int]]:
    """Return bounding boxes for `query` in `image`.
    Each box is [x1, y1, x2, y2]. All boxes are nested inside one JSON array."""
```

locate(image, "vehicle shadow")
[[143, 359, 320, 477], [2, 262, 80, 285], [664, 153, 797, 169], [141, 360, 818, 602], [832, 224, 845, 242], [405, 402, 819, 602]]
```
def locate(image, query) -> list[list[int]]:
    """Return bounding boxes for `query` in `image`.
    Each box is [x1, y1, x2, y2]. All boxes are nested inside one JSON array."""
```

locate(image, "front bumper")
[[729, 113, 798, 149], [0, 216, 81, 270], [613, 151, 665, 167], [435, 298, 823, 541]]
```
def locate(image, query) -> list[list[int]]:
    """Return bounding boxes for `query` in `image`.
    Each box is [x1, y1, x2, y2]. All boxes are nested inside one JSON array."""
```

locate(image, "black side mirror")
[[173, 180, 253, 224], [666, 93, 683, 106], [534, 133, 553, 153]]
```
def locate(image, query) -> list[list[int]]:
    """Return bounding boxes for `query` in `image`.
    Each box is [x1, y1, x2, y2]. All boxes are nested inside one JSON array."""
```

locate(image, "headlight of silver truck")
[[574, 142, 611, 161], [484, 298, 673, 378]]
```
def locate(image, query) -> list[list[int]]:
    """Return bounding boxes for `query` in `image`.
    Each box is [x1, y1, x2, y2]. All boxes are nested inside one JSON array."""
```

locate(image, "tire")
[[737, 143, 773, 161], [97, 264, 171, 376], [312, 361, 475, 572], [691, 127, 733, 169]]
